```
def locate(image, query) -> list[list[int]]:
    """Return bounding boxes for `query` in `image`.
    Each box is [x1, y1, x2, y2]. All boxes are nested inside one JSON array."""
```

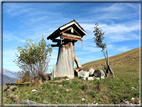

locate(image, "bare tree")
[[93, 23, 115, 78]]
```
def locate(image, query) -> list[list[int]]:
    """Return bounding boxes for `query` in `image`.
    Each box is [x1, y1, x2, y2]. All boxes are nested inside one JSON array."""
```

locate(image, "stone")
[[94, 77, 100, 80], [32, 89, 37, 92], [91, 101, 95, 104], [78, 71, 89, 80], [7, 86, 17, 92], [21, 99, 41, 104], [66, 89, 69, 91], [88, 67, 94, 75], [82, 98, 85, 101], [93, 70, 105, 79], [87, 77, 94, 81], [131, 97, 135, 101]]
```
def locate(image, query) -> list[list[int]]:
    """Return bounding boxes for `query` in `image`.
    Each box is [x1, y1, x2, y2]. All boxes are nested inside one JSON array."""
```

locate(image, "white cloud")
[[117, 46, 131, 52], [4, 3, 32, 16], [80, 20, 139, 43], [3, 31, 26, 43]]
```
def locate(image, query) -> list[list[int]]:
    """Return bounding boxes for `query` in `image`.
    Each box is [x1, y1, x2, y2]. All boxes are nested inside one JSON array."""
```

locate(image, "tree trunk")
[[52, 42, 75, 79], [106, 50, 115, 78], [74, 54, 82, 68]]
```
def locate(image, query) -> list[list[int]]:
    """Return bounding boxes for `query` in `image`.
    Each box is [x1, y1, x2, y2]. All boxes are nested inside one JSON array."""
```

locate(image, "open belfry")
[[47, 20, 87, 78]]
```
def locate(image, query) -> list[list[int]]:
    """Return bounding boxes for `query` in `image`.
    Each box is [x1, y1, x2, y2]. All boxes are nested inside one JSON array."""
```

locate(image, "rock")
[[93, 70, 105, 79], [82, 98, 85, 101], [88, 67, 94, 75], [94, 77, 100, 80], [32, 89, 37, 92], [87, 77, 94, 81], [21, 99, 41, 104], [78, 71, 89, 80], [7, 86, 17, 92], [91, 101, 95, 104], [66, 89, 69, 91], [131, 97, 135, 101], [123, 100, 129, 104]]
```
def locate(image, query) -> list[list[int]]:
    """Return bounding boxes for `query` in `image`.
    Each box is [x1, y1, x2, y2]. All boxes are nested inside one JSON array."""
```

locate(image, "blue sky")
[[3, 3, 140, 73]]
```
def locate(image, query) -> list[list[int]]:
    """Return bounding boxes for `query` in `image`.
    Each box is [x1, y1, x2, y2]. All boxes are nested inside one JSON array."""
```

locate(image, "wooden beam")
[[61, 36, 82, 41], [52, 39, 61, 42], [51, 44, 60, 47], [61, 32, 81, 39]]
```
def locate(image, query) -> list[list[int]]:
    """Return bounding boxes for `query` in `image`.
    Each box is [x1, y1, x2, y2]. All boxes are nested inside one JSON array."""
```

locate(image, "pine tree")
[[16, 79, 19, 84], [19, 78, 22, 84], [8, 80, 11, 84]]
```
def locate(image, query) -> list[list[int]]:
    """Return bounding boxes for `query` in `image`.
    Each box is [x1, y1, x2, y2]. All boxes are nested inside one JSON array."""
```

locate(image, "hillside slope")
[[82, 47, 140, 79], [2, 48, 140, 104]]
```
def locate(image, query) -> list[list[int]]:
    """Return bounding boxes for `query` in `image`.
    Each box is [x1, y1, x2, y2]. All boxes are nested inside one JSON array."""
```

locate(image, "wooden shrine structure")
[[47, 20, 87, 78]]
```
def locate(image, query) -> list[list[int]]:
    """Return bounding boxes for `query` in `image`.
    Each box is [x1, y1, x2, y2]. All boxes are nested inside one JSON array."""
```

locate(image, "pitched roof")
[[47, 20, 87, 40]]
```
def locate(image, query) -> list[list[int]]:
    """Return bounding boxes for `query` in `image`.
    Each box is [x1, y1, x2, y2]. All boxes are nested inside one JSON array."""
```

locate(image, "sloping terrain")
[[2, 48, 140, 105], [82, 47, 140, 80]]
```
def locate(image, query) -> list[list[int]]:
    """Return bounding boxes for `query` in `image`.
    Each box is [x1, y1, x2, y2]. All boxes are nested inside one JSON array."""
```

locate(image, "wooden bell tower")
[[47, 20, 87, 78]]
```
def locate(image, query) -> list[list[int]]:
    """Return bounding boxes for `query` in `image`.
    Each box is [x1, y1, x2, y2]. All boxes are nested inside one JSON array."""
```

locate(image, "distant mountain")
[[2, 68, 19, 79], [1, 73, 17, 85], [0, 68, 20, 86]]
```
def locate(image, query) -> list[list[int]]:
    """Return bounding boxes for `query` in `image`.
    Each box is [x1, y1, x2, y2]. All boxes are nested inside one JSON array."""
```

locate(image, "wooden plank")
[[52, 39, 61, 42], [61, 32, 81, 39], [51, 44, 60, 47], [61, 36, 82, 41], [61, 27, 81, 36]]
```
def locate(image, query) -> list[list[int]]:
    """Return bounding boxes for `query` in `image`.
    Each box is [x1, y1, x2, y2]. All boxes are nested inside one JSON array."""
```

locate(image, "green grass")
[[2, 48, 140, 104]]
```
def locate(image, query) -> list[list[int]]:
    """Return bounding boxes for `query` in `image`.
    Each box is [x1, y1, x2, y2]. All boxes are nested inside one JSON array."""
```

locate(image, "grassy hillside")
[[2, 48, 140, 105], [82, 47, 140, 82]]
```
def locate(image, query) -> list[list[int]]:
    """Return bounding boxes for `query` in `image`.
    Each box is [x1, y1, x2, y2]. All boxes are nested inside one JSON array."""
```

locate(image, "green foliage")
[[23, 71, 30, 82], [14, 35, 52, 78]]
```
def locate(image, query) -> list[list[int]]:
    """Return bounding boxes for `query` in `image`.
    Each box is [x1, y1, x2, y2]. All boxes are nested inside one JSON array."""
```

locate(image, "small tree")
[[14, 35, 52, 80], [8, 80, 11, 84], [23, 71, 30, 83], [19, 78, 22, 84], [16, 79, 20, 84], [93, 23, 115, 77]]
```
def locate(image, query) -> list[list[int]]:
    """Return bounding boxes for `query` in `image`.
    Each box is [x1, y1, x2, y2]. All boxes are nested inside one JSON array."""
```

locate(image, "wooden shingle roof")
[[47, 20, 87, 40]]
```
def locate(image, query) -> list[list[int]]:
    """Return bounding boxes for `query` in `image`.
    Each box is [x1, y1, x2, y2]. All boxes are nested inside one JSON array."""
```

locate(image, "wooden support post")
[[106, 50, 115, 78], [74, 54, 82, 68]]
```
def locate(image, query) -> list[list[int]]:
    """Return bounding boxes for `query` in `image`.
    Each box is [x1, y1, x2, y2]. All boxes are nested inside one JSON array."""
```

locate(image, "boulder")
[[78, 71, 89, 80], [7, 86, 17, 92], [88, 67, 94, 75], [93, 70, 105, 79]]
